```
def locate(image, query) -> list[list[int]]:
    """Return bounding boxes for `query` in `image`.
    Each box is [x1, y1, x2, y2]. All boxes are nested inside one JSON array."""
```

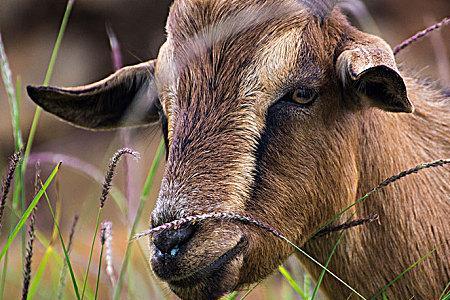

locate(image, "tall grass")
[[1, 2, 449, 300], [0, 1, 77, 299]]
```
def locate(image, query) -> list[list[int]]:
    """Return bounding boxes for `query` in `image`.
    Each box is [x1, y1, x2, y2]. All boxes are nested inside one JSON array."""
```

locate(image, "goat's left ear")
[[336, 34, 414, 113], [27, 60, 160, 130]]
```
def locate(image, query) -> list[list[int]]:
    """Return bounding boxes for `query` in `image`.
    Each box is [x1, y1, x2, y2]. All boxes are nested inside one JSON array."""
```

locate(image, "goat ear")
[[336, 35, 414, 113], [27, 60, 160, 130]]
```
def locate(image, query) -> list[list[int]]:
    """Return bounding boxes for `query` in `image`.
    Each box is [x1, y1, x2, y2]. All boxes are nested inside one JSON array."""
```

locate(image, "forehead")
[[156, 0, 338, 107], [161, 0, 330, 77]]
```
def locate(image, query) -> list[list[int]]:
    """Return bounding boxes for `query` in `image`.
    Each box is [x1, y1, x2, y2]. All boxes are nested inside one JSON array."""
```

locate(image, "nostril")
[[152, 224, 195, 255]]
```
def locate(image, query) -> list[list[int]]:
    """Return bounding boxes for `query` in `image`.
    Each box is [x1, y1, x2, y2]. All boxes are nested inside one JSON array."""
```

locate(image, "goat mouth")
[[168, 236, 247, 288]]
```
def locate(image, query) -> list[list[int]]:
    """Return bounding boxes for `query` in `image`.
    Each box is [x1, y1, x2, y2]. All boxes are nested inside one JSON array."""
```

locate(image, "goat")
[[26, 0, 449, 299]]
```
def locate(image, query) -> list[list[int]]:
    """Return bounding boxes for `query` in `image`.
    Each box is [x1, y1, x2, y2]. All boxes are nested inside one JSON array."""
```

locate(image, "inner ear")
[[336, 33, 414, 114], [355, 65, 412, 113]]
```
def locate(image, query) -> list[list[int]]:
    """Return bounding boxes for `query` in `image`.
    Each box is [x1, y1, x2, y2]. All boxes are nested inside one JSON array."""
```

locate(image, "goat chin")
[[169, 253, 244, 300]]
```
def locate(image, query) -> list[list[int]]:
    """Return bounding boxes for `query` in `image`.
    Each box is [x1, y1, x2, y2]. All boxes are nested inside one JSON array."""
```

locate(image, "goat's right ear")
[[27, 60, 160, 130], [336, 34, 414, 113]]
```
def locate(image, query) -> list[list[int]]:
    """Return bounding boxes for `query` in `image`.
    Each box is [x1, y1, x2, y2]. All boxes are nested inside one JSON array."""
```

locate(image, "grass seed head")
[[0, 150, 22, 231], [99, 148, 140, 209]]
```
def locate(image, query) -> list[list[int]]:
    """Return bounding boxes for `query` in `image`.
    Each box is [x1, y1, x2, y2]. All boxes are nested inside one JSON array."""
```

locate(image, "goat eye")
[[290, 87, 317, 105]]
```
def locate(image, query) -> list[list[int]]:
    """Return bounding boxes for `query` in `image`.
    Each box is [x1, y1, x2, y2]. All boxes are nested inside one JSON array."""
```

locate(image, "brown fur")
[[26, 0, 450, 299]]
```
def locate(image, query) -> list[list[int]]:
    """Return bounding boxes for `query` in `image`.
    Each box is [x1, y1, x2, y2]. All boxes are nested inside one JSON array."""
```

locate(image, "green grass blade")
[[279, 235, 366, 299], [29, 153, 127, 215], [303, 273, 311, 299], [278, 266, 308, 300], [22, 0, 74, 184], [94, 244, 104, 300], [314, 160, 447, 238], [311, 230, 345, 300], [40, 179, 81, 300], [0, 162, 61, 261], [0, 35, 23, 149], [14, 77, 27, 273], [80, 210, 101, 300], [224, 291, 238, 300], [113, 139, 165, 300], [370, 248, 436, 299], [440, 280, 450, 300], [27, 247, 52, 299], [0, 244, 9, 300], [54, 249, 94, 300], [1, 33, 25, 267], [14, 77, 23, 148]]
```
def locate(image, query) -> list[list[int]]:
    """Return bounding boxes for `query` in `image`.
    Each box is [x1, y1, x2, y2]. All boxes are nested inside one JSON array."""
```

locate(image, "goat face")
[[27, 0, 413, 299]]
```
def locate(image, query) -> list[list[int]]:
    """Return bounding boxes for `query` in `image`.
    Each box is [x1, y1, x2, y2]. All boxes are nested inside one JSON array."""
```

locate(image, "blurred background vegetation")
[[0, 0, 449, 299]]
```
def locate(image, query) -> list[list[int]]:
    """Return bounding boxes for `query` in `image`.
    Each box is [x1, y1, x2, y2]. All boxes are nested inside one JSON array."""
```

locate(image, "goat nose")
[[152, 225, 195, 256]]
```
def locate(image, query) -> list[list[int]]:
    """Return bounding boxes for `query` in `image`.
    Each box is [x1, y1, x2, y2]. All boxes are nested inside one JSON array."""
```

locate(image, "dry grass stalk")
[[67, 215, 79, 252], [393, 17, 450, 55], [314, 214, 379, 238]]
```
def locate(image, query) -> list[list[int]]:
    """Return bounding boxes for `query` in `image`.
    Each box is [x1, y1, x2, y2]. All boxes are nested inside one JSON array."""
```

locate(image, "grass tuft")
[[0, 34, 23, 150]]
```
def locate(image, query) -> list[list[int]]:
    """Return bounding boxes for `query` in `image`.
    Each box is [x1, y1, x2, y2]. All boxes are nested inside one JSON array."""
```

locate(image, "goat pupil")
[[292, 88, 315, 105]]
